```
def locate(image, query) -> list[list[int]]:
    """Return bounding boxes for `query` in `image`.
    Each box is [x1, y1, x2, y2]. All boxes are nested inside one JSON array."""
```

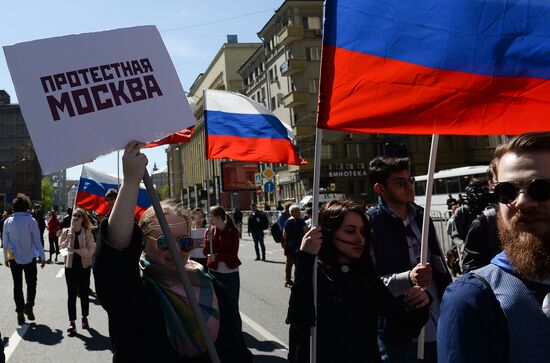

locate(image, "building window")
[[271, 96, 276, 111], [348, 180, 356, 195], [303, 16, 321, 30], [308, 79, 319, 93], [321, 144, 333, 159], [345, 144, 361, 159], [307, 47, 321, 61]]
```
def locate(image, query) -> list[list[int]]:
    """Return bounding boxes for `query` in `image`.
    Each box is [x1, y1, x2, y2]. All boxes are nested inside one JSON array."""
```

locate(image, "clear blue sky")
[[1, 0, 282, 180]]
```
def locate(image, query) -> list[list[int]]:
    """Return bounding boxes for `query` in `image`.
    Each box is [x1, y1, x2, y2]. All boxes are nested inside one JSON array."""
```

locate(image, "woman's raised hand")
[[122, 140, 147, 185], [300, 226, 323, 256]]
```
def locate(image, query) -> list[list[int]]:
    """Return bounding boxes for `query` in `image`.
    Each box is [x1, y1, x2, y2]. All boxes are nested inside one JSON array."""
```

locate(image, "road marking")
[[5, 324, 29, 362], [55, 267, 64, 278], [240, 311, 288, 350]]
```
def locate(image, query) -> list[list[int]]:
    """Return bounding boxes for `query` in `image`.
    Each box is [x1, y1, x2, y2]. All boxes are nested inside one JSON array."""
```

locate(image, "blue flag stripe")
[[324, 0, 550, 79], [205, 110, 290, 140]]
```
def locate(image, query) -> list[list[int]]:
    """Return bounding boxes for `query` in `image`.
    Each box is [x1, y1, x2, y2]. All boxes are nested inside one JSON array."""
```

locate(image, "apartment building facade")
[[166, 38, 261, 208], [0, 90, 42, 209]]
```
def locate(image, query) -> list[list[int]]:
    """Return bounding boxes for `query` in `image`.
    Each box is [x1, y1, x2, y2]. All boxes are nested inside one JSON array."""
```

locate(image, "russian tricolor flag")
[[205, 90, 306, 165], [318, 0, 550, 135], [76, 165, 151, 220]]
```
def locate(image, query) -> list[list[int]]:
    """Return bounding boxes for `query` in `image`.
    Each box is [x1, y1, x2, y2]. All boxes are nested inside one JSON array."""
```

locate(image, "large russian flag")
[[318, 0, 550, 135], [205, 90, 307, 165], [76, 165, 151, 220]]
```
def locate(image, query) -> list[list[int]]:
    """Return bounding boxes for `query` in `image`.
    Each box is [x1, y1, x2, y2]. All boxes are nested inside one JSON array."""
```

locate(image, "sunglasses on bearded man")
[[493, 179, 550, 204]]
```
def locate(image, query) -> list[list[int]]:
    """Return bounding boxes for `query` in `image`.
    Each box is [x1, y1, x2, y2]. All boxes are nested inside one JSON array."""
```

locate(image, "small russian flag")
[[75, 165, 151, 220]]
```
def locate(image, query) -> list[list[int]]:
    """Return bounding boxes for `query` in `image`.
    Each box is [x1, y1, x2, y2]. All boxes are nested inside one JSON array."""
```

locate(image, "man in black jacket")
[[367, 156, 452, 363], [247, 203, 268, 261]]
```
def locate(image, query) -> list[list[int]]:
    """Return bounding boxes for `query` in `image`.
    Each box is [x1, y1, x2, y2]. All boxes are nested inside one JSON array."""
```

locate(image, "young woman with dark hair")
[[47, 210, 61, 262], [287, 200, 431, 362], [203, 205, 242, 330]]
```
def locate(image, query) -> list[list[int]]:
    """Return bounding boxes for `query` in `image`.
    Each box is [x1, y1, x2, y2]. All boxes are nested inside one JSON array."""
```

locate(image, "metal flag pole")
[[70, 165, 85, 230], [203, 89, 215, 260], [117, 150, 121, 189], [417, 134, 439, 360], [205, 158, 215, 260], [309, 127, 324, 363], [142, 170, 220, 363]]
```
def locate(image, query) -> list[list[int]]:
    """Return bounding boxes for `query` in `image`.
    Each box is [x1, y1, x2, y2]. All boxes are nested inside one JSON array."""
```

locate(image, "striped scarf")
[[139, 258, 220, 356]]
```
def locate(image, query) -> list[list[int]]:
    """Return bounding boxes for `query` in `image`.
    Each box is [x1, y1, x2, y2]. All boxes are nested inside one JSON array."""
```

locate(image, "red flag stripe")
[[207, 135, 307, 165], [318, 45, 550, 135], [144, 128, 194, 148]]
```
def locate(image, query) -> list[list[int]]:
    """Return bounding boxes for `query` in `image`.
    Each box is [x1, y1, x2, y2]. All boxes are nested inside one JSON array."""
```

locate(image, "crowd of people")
[[1, 132, 549, 362]]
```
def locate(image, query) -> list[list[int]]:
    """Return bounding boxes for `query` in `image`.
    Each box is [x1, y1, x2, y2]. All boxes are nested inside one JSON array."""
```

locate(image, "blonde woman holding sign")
[[93, 141, 252, 362]]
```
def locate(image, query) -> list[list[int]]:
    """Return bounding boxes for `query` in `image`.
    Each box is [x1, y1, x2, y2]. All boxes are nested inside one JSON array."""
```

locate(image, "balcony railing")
[[280, 58, 307, 76], [282, 91, 308, 108]]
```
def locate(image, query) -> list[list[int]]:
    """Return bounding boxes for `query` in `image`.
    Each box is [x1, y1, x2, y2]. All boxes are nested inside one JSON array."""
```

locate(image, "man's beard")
[[498, 212, 550, 280]]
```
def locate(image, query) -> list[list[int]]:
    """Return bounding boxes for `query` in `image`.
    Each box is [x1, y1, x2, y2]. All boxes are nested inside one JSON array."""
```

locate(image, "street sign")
[[263, 181, 275, 193], [262, 168, 275, 180], [255, 173, 262, 186]]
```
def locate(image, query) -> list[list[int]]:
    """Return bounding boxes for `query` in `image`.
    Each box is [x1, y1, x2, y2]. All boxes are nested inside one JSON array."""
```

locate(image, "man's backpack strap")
[[470, 273, 509, 362]]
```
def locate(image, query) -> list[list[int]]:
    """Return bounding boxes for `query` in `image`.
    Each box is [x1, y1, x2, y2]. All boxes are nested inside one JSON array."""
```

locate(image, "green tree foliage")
[[41, 177, 53, 211], [158, 184, 169, 200]]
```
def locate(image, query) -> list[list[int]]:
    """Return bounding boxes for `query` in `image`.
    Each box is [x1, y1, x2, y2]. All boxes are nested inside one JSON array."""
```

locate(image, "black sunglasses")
[[149, 235, 195, 252], [493, 179, 550, 204]]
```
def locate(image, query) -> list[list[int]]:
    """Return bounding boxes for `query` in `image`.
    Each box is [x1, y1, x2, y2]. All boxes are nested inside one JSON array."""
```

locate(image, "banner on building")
[[3, 25, 195, 174], [220, 162, 259, 192]]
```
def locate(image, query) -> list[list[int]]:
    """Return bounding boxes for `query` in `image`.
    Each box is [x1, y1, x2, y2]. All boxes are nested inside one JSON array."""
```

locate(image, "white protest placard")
[[3, 25, 195, 174]]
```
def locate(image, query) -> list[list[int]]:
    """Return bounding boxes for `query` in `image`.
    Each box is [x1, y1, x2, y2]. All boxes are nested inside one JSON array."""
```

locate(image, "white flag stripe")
[[204, 90, 296, 139], [81, 165, 119, 184], [80, 165, 147, 189]]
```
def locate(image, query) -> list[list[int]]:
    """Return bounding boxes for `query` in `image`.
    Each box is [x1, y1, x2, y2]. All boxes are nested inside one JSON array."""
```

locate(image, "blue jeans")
[[209, 270, 242, 330]]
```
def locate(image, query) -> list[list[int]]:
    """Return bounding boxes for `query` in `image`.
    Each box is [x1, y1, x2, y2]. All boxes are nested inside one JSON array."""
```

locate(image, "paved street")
[[0, 232, 291, 362]]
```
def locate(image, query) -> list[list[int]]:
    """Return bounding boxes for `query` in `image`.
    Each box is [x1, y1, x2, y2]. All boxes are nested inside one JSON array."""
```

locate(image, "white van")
[[298, 192, 345, 210]]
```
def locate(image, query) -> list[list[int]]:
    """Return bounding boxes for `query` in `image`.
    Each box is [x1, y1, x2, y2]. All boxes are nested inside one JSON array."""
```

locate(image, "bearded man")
[[437, 132, 550, 363]]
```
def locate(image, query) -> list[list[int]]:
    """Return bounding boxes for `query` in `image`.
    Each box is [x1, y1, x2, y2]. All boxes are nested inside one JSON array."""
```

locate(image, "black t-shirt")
[[72, 230, 82, 269]]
